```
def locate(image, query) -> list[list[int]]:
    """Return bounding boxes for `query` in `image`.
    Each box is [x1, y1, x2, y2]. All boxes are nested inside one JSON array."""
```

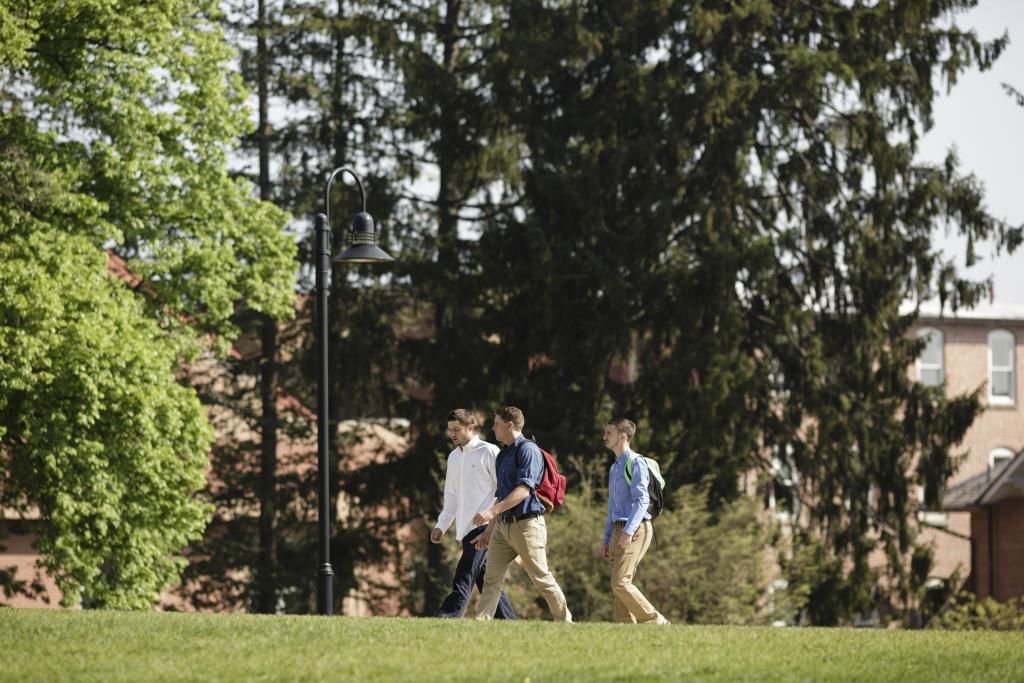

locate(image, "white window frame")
[[916, 327, 944, 387], [988, 329, 1016, 405], [768, 445, 799, 524], [989, 447, 1015, 475], [915, 484, 948, 527]]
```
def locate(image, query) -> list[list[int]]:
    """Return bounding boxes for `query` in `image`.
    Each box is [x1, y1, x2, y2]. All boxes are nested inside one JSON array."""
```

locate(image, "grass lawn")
[[3, 608, 1023, 682]]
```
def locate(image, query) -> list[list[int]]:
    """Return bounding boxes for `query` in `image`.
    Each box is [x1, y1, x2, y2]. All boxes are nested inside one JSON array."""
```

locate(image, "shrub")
[[503, 457, 772, 623], [932, 592, 1024, 631]]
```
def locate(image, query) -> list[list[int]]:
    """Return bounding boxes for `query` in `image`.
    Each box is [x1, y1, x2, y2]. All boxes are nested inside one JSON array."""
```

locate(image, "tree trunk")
[[254, 0, 278, 615]]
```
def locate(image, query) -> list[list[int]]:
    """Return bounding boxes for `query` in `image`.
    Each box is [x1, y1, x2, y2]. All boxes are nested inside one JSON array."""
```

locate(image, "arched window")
[[989, 447, 1015, 477], [988, 330, 1015, 404], [916, 327, 944, 387]]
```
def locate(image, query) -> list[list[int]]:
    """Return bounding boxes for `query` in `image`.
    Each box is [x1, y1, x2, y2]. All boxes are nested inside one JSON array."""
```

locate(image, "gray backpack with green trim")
[[624, 453, 666, 519]]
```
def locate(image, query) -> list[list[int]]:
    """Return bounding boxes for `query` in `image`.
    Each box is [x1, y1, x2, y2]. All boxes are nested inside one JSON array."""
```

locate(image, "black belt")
[[501, 511, 542, 523]]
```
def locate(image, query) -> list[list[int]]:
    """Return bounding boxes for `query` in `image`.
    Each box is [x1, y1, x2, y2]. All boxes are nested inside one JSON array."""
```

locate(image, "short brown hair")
[[608, 418, 636, 439], [495, 405, 525, 430], [447, 409, 476, 428]]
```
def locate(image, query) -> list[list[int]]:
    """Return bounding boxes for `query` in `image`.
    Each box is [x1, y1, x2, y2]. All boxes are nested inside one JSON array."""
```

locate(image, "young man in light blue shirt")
[[598, 418, 669, 624]]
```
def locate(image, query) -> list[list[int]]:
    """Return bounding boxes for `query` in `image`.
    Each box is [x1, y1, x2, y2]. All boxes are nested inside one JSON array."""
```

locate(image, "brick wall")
[[970, 509, 991, 598], [0, 532, 63, 608], [930, 319, 1024, 484], [992, 498, 1024, 601], [916, 316, 1024, 589]]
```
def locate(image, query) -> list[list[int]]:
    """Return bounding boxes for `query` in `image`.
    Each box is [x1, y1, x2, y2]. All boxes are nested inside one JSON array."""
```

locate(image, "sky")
[[917, 1, 1024, 305]]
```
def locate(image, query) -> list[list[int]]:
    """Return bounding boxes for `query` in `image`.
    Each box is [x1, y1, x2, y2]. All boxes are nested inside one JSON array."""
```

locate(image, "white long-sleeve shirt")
[[435, 436, 500, 541]]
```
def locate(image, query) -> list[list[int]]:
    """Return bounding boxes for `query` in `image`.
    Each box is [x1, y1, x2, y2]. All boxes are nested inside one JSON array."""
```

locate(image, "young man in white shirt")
[[431, 409, 517, 619]]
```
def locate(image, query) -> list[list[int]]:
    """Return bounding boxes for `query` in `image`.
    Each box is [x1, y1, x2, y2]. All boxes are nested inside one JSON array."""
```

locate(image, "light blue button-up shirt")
[[602, 449, 651, 544]]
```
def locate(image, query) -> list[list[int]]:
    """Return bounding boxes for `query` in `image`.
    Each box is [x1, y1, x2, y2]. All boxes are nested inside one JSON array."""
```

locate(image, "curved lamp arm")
[[324, 167, 366, 232]]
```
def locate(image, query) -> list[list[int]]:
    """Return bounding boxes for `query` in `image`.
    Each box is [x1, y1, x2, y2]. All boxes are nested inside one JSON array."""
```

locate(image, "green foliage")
[[504, 459, 770, 624], [238, 0, 1016, 623], [0, 0, 296, 342], [474, 0, 1013, 624], [0, 230, 212, 608], [778, 532, 878, 626], [0, 0, 297, 607], [932, 593, 1024, 632]]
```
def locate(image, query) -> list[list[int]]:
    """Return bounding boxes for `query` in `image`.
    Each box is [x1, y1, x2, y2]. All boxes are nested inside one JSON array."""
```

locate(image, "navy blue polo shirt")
[[495, 435, 546, 519]]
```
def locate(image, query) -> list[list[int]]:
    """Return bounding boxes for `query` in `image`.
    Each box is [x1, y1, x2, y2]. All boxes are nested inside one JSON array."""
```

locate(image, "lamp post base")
[[317, 563, 335, 615]]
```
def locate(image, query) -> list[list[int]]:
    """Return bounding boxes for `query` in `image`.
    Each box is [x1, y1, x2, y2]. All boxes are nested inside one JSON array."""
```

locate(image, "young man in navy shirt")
[[471, 406, 572, 622]]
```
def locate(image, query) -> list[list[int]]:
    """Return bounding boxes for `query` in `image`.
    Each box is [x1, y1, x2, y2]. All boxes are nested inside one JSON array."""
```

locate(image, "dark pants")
[[436, 525, 517, 619]]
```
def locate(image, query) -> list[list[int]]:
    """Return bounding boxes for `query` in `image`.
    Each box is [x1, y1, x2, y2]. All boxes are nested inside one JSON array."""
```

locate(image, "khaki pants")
[[610, 520, 661, 623], [475, 516, 571, 622]]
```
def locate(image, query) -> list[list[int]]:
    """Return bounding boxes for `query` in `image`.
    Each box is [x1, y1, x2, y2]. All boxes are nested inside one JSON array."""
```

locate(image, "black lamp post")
[[315, 167, 394, 616]]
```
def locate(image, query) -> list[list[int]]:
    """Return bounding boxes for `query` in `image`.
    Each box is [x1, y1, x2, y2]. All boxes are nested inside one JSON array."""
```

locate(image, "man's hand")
[[597, 543, 610, 559], [430, 528, 443, 544], [472, 527, 492, 550], [618, 532, 633, 549], [473, 508, 495, 527]]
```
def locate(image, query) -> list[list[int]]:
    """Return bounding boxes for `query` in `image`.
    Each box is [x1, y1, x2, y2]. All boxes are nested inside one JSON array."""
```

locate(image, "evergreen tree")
[[486, 0, 1017, 623], [371, 0, 524, 613], [160, 0, 1019, 623], [257, 0, 526, 614]]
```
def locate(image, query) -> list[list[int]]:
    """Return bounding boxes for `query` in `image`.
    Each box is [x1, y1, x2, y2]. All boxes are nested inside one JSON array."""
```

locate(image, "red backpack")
[[517, 439, 567, 513]]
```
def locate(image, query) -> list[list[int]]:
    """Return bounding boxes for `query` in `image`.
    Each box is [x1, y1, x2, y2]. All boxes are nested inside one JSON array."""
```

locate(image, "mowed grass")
[[3, 608, 1024, 683]]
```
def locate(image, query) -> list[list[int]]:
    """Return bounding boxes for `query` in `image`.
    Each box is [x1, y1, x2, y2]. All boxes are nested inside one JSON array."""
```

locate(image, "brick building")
[[911, 302, 1024, 601], [0, 511, 63, 608]]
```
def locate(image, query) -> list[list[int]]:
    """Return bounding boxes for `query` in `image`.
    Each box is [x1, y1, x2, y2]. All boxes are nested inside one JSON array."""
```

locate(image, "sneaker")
[[653, 615, 671, 625]]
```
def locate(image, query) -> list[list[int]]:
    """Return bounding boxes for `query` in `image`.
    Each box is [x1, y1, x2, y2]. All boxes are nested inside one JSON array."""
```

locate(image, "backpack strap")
[[513, 437, 542, 482], [623, 452, 644, 485]]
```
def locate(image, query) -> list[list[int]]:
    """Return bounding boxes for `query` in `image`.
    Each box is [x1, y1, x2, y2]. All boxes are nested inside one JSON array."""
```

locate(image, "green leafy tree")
[[0, 230, 212, 609], [0, 0, 296, 608]]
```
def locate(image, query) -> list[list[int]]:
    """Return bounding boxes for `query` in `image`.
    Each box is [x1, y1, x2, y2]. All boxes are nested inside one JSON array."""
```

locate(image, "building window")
[[989, 447, 1015, 479], [767, 445, 799, 523], [916, 327, 944, 387], [988, 329, 1015, 404], [915, 484, 948, 527]]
